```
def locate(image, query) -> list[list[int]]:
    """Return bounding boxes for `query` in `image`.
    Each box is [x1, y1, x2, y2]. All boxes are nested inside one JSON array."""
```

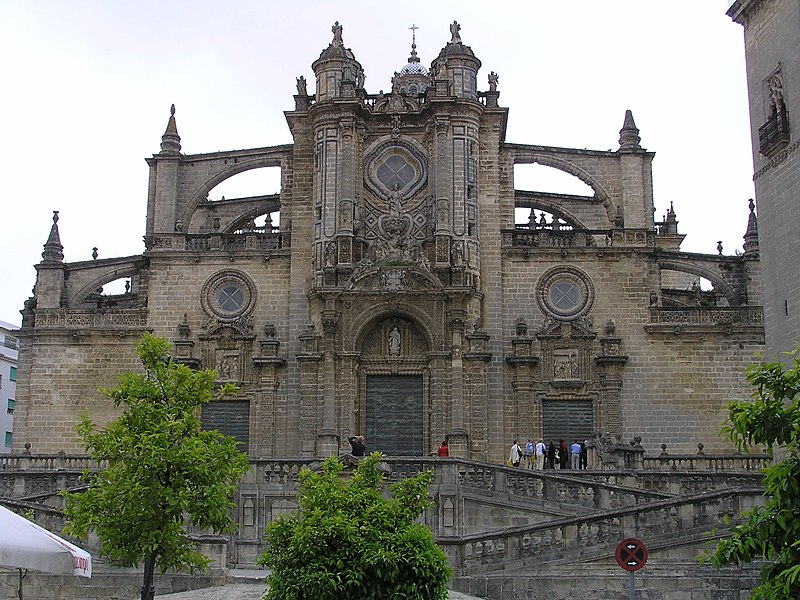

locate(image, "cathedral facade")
[[14, 22, 764, 462]]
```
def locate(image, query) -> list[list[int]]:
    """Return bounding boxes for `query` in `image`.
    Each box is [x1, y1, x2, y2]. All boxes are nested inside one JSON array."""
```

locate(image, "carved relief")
[[553, 349, 579, 380], [215, 349, 241, 382]]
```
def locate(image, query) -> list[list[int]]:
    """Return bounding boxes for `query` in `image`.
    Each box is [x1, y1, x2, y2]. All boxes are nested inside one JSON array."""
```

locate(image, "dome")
[[399, 61, 428, 77]]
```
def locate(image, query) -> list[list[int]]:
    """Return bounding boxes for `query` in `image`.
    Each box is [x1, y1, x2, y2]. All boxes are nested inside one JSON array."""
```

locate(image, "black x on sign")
[[615, 538, 648, 572]]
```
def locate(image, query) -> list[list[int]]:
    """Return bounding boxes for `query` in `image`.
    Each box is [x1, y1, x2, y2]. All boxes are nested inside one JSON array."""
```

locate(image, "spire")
[[743, 198, 759, 255], [42, 210, 64, 263], [664, 201, 679, 235], [160, 104, 181, 154], [618, 109, 641, 151]]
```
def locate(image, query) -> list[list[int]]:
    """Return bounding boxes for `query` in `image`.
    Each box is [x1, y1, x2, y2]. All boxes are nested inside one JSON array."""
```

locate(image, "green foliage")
[[709, 352, 800, 599], [62, 332, 250, 581], [259, 453, 452, 600]]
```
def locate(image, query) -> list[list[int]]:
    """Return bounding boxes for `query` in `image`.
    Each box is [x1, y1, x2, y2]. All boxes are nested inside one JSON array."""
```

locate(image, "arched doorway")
[[357, 316, 431, 456]]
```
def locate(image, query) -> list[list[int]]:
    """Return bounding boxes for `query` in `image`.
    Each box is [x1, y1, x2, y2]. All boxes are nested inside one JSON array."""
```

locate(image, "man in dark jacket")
[[348, 435, 366, 457]]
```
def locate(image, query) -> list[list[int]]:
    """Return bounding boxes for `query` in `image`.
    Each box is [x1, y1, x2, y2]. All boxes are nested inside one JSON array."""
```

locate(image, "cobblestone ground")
[[159, 582, 482, 600]]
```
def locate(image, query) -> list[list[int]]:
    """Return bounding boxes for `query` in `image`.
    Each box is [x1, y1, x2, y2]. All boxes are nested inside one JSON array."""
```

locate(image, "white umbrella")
[[0, 503, 91, 597]]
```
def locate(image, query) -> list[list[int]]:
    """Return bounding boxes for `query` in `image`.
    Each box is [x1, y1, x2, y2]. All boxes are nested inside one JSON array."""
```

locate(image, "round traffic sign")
[[615, 537, 648, 572]]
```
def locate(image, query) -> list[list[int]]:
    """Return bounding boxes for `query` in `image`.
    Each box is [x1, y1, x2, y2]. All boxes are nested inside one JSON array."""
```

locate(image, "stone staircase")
[[0, 452, 767, 600]]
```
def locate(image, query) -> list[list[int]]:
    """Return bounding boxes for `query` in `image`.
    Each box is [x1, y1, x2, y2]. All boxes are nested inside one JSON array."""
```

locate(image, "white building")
[[0, 321, 19, 454]]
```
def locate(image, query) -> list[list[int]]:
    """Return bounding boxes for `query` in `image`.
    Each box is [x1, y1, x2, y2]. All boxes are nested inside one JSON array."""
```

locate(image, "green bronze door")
[[365, 375, 423, 456]]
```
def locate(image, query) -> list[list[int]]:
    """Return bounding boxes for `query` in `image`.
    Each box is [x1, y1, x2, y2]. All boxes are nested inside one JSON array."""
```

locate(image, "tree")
[[259, 453, 452, 600], [709, 352, 800, 599], [62, 333, 250, 600]]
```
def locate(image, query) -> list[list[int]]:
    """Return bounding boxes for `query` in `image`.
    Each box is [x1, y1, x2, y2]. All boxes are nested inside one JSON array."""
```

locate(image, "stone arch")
[[658, 260, 741, 307], [511, 152, 617, 224], [514, 192, 589, 229], [348, 300, 439, 354], [223, 195, 282, 234], [70, 263, 145, 306], [181, 155, 285, 228]]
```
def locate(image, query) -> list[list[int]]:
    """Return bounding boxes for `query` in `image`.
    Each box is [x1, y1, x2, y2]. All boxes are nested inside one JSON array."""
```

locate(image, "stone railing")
[[32, 309, 148, 330], [438, 486, 764, 575], [452, 460, 670, 511], [643, 443, 770, 472], [503, 228, 655, 250], [646, 307, 764, 326]]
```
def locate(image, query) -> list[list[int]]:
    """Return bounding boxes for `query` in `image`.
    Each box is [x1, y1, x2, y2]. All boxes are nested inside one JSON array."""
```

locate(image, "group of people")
[[510, 438, 589, 470], [347, 435, 451, 458]]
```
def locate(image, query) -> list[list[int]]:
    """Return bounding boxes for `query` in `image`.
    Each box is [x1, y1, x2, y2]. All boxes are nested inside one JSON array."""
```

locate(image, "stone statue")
[[388, 326, 401, 355], [769, 73, 784, 114], [435, 61, 447, 80], [332, 21, 343, 47], [388, 184, 403, 218], [356, 67, 365, 89], [296, 75, 307, 96], [449, 21, 462, 44], [488, 71, 499, 92]]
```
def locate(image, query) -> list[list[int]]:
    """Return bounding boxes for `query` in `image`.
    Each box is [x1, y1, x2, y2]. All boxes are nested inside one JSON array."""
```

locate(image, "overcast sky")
[[0, 1, 752, 327]]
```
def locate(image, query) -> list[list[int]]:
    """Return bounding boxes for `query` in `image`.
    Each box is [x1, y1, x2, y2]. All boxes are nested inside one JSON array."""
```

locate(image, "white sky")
[[0, 0, 753, 327]]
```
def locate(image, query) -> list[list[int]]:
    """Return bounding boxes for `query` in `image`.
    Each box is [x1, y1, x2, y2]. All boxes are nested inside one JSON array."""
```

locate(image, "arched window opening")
[[660, 272, 720, 308], [514, 163, 593, 196], [207, 166, 280, 201], [82, 276, 141, 309]]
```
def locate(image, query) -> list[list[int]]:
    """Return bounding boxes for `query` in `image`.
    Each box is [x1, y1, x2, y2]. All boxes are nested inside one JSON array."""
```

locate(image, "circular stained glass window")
[[202, 270, 256, 320], [376, 154, 416, 191], [216, 284, 245, 312], [537, 267, 594, 321], [364, 138, 427, 201]]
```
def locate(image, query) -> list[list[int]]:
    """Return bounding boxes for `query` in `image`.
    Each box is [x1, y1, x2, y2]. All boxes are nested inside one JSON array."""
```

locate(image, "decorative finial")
[[42, 210, 64, 263], [743, 198, 759, 255], [619, 109, 641, 150], [717, 241, 723, 255], [160, 103, 181, 154], [92, 247, 98, 260]]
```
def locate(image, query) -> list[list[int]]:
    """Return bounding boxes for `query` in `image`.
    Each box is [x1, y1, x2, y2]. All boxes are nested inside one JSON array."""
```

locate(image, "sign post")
[[615, 538, 648, 599]]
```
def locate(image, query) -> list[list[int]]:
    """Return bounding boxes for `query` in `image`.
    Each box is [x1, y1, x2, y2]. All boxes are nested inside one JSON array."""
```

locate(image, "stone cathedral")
[[15, 22, 765, 463]]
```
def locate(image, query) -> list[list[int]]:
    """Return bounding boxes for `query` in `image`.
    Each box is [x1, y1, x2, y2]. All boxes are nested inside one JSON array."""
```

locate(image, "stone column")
[[594, 327, 628, 436], [447, 311, 468, 455], [317, 310, 340, 457], [252, 324, 286, 458], [464, 330, 492, 461], [505, 319, 539, 439], [296, 326, 323, 458]]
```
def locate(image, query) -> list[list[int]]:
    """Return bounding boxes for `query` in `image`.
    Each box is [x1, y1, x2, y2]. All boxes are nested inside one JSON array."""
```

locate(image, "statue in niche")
[[488, 71, 499, 92], [769, 74, 784, 114], [388, 326, 401, 355], [356, 67, 365, 89], [451, 241, 464, 266], [296, 75, 307, 96], [387, 184, 403, 217], [449, 21, 462, 44], [435, 61, 447, 80], [324, 241, 337, 267]]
